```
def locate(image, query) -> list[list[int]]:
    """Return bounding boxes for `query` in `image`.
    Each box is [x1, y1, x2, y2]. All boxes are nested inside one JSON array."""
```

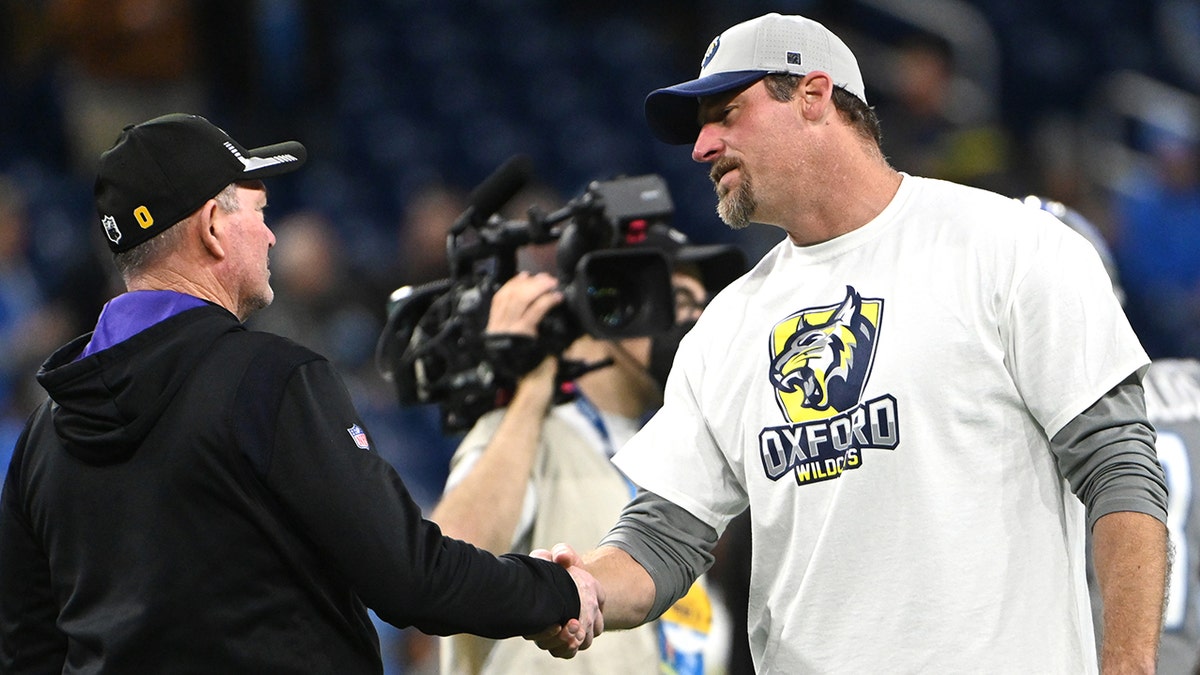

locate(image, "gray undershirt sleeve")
[[1052, 374, 1168, 529], [598, 488, 721, 623]]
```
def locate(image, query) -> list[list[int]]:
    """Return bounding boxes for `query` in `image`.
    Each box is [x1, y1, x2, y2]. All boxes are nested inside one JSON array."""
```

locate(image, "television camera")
[[376, 155, 686, 432]]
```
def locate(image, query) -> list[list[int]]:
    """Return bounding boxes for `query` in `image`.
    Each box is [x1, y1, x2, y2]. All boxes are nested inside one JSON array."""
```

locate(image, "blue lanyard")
[[573, 394, 638, 498], [573, 394, 613, 458], [575, 395, 705, 673]]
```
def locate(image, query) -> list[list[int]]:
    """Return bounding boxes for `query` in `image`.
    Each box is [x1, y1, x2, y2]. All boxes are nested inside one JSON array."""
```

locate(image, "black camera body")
[[376, 159, 679, 432]]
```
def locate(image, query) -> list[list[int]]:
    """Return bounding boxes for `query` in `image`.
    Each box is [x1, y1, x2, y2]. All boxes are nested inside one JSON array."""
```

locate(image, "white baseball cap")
[[645, 13, 867, 145]]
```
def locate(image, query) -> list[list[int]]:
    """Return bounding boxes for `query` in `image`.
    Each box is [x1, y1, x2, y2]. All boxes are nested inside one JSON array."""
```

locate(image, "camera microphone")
[[451, 154, 534, 235]]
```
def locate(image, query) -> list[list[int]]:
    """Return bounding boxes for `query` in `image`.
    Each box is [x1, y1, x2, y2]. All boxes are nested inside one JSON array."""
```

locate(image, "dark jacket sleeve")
[[0, 420, 68, 673], [247, 355, 581, 637]]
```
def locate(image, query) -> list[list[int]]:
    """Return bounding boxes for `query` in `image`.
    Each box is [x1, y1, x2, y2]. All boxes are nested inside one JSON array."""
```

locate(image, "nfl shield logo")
[[102, 214, 122, 245], [347, 424, 370, 450]]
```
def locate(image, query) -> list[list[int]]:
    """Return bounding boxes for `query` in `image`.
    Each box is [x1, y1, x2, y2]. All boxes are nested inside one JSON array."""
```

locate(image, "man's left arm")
[[1053, 374, 1168, 674], [1091, 511, 1167, 674]]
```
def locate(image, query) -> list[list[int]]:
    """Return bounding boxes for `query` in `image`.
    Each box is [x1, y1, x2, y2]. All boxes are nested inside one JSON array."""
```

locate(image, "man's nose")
[[692, 124, 723, 163]]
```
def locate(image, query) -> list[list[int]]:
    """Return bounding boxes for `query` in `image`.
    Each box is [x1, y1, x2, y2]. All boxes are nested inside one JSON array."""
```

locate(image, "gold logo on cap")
[[134, 205, 154, 229]]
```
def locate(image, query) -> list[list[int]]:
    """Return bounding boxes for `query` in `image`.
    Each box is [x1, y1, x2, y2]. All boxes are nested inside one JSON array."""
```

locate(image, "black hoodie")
[[0, 304, 579, 673]]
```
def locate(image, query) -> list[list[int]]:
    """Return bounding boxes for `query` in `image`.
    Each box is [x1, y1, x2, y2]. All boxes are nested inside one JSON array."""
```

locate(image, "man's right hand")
[[525, 544, 605, 658], [487, 271, 563, 336]]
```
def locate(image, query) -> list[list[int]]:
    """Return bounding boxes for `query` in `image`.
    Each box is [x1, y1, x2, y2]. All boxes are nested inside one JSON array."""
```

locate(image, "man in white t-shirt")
[[529, 13, 1169, 674]]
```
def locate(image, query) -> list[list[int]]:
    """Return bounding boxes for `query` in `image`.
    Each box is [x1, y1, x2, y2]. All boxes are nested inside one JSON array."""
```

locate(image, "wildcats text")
[[758, 395, 899, 485]]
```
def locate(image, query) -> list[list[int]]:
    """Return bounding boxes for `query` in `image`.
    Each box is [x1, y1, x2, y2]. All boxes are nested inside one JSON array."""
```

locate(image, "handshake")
[[524, 543, 606, 659]]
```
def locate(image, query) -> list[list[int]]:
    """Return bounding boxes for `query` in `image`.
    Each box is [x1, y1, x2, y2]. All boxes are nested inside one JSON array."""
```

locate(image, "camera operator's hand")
[[486, 272, 563, 336]]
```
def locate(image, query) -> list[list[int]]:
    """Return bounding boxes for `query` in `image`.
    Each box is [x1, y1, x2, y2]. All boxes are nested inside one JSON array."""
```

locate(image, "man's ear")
[[798, 71, 835, 121], [197, 199, 226, 260]]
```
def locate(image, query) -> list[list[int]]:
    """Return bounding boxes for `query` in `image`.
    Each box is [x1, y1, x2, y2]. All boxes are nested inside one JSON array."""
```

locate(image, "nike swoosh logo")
[[237, 154, 300, 172], [223, 141, 299, 173]]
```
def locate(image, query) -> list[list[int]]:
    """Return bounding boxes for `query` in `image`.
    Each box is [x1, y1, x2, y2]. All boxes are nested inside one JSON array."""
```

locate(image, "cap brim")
[[237, 141, 308, 179], [645, 70, 768, 145]]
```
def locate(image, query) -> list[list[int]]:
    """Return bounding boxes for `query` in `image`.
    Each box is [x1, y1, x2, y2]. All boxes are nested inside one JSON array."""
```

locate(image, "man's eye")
[[674, 288, 706, 316]]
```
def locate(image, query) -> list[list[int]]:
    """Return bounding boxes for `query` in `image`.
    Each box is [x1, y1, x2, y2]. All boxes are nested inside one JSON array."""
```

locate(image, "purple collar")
[[80, 290, 209, 359]]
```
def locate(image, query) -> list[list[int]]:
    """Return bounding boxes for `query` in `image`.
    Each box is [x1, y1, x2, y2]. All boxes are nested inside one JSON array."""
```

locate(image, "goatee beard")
[[711, 159, 755, 230]]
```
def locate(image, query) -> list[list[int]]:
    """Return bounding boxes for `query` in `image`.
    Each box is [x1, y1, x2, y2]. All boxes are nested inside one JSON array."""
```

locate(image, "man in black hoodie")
[[0, 113, 602, 673]]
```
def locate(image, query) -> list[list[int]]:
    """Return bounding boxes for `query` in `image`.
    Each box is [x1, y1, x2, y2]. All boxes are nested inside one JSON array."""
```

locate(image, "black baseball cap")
[[94, 113, 307, 253]]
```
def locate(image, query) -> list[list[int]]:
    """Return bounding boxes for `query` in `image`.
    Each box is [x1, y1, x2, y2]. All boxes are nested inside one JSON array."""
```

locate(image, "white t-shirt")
[[613, 175, 1148, 673]]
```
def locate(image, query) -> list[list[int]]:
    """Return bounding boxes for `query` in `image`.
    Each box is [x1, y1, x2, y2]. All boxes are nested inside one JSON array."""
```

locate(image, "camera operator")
[[431, 226, 743, 675]]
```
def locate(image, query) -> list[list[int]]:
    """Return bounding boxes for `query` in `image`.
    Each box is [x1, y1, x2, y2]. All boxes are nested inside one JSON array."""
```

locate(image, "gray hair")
[[113, 183, 240, 280]]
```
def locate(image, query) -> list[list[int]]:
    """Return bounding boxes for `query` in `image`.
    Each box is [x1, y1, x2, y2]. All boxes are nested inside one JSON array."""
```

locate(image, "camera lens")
[[570, 248, 673, 339], [585, 273, 640, 329]]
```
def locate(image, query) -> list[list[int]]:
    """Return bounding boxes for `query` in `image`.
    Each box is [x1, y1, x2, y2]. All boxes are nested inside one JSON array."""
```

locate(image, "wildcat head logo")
[[770, 286, 879, 420], [759, 286, 898, 485]]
